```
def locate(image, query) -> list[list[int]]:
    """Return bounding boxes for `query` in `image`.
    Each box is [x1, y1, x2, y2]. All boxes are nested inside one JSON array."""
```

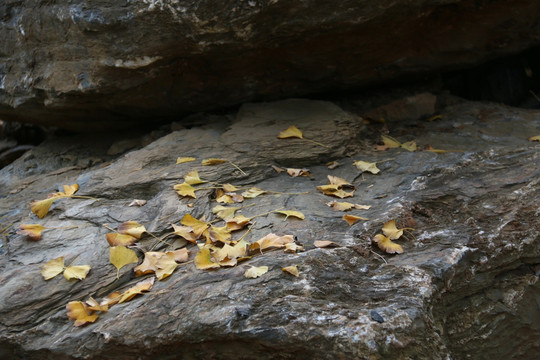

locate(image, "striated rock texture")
[[0, 97, 539, 359], [1, 0, 540, 129]]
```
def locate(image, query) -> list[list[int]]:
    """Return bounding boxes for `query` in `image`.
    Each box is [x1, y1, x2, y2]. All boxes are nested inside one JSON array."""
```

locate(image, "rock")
[[0, 97, 539, 359], [1, 1, 540, 129]]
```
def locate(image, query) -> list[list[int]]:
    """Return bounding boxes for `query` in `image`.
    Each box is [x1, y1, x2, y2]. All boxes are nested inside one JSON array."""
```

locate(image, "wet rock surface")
[[0, 96, 539, 359], [1, 0, 540, 129]]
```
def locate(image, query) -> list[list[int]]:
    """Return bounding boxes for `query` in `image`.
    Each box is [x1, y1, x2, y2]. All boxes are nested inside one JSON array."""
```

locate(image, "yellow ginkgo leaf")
[[118, 277, 155, 303], [326, 201, 371, 211], [343, 214, 369, 225], [207, 225, 232, 244], [30, 195, 65, 219], [212, 205, 239, 220], [275, 210, 305, 220], [528, 135, 540, 142], [282, 265, 299, 277], [382, 220, 406, 240], [327, 175, 353, 187], [244, 266, 268, 278], [66, 301, 98, 327], [171, 224, 197, 244], [226, 215, 251, 231], [353, 160, 380, 174], [118, 221, 146, 239], [181, 214, 209, 238], [373, 234, 403, 254], [213, 240, 248, 263], [41, 256, 65, 280], [216, 193, 234, 203], [110, 246, 138, 278], [184, 170, 206, 185], [134, 251, 164, 276], [174, 182, 197, 198], [195, 247, 220, 270], [155, 252, 178, 280], [284, 243, 304, 253], [249, 233, 294, 253], [277, 125, 303, 139], [314, 240, 340, 248], [201, 158, 227, 165], [176, 157, 196, 164], [317, 184, 355, 198], [222, 183, 239, 192], [64, 265, 91, 281], [401, 141, 417, 152], [17, 224, 46, 241], [382, 135, 401, 148], [62, 184, 79, 196], [241, 187, 266, 198], [106, 233, 138, 247]]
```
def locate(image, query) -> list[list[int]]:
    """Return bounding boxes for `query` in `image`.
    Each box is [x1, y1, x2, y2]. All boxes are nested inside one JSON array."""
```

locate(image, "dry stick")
[[370, 249, 388, 264], [227, 161, 247, 176], [237, 221, 256, 243], [147, 231, 176, 250], [69, 195, 100, 201], [530, 90, 540, 103], [0, 222, 14, 234]]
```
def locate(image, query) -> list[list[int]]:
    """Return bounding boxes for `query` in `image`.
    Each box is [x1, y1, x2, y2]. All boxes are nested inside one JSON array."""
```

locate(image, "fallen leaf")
[[529, 135, 540, 142], [230, 193, 245, 203], [30, 194, 65, 219], [184, 170, 206, 185], [66, 301, 98, 327], [106, 233, 138, 246], [373, 234, 403, 254], [100, 292, 122, 307], [272, 165, 285, 173], [382, 135, 401, 148], [317, 184, 355, 199], [62, 184, 80, 196], [201, 158, 227, 165], [174, 182, 197, 198], [401, 141, 417, 152], [249, 233, 294, 253], [63, 264, 91, 281], [326, 161, 340, 170], [17, 224, 46, 241], [216, 192, 234, 203], [212, 205, 239, 221], [353, 160, 380, 174], [110, 245, 139, 278], [171, 224, 197, 244], [128, 199, 147, 207], [327, 175, 353, 187], [213, 240, 248, 263], [426, 114, 443, 122], [244, 266, 268, 278], [382, 220, 405, 240], [172, 248, 189, 263], [226, 215, 251, 231], [282, 265, 299, 277], [119, 277, 155, 303], [424, 145, 448, 153], [155, 252, 178, 280], [242, 187, 266, 198], [222, 183, 239, 192], [195, 247, 220, 270], [314, 240, 340, 248], [286, 168, 311, 177], [41, 256, 65, 280], [207, 225, 232, 244], [277, 126, 303, 139], [118, 221, 146, 239], [326, 201, 370, 211], [181, 214, 209, 238], [275, 210, 305, 220], [134, 251, 164, 276], [86, 297, 108, 312], [343, 214, 369, 225], [176, 157, 196, 164], [284, 243, 304, 253]]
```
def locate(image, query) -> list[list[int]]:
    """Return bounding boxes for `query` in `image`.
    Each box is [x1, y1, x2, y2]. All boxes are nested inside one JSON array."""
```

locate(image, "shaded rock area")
[[1, 0, 540, 129], [0, 95, 539, 359]]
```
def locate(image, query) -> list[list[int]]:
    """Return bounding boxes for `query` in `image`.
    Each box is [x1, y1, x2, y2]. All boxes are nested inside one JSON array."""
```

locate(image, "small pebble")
[[370, 310, 384, 323]]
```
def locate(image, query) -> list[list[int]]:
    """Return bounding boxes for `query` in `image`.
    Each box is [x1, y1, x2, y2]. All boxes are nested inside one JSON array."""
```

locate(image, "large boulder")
[[0, 0, 540, 129], [0, 97, 539, 359]]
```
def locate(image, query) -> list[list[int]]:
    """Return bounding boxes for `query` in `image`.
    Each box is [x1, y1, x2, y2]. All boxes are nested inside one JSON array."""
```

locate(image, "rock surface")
[[1, 1, 540, 129], [0, 96, 539, 359]]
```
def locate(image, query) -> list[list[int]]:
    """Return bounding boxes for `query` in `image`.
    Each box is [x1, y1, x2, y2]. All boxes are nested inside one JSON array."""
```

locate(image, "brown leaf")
[[343, 214, 369, 225], [180, 214, 209, 238], [119, 277, 155, 303], [106, 233, 138, 246], [117, 221, 146, 239], [128, 199, 147, 207], [171, 224, 197, 244], [314, 240, 340, 248], [286, 168, 311, 177], [249, 233, 294, 254]]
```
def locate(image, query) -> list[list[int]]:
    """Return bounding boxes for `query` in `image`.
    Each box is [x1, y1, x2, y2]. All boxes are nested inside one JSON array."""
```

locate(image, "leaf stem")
[[102, 224, 117, 233], [237, 221, 256, 243], [370, 249, 388, 264], [69, 195, 100, 201], [228, 161, 247, 176], [303, 137, 330, 149]]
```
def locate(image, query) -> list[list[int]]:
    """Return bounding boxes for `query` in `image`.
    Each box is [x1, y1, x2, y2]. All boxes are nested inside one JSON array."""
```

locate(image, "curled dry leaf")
[[181, 214, 209, 238], [381, 135, 401, 149], [401, 141, 417, 152], [118, 221, 146, 239], [284, 243, 304, 253], [326, 161, 340, 170], [249, 233, 294, 254], [128, 199, 147, 207], [171, 224, 197, 244], [275, 210, 305, 220], [195, 247, 220, 270], [226, 215, 251, 231], [326, 201, 371, 211], [272, 165, 285, 173], [244, 266, 268, 278], [174, 182, 197, 198], [100, 291, 122, 307], [277, 126, 303, 139], [134, 251, 163, 276], [314, 240, 340, 248], [201, 158, 227, 165], [184, 170, 206, 185], [66, 301, 98, 327], [373, 234, 403, 254], [119, 277, 155, 303], [106, 233, 138, 247], [176, 157, 196, 164], [286, 168, 311, 177], [282, 265, 299, 277], [222, 183, 239, 192], [328, 175, 353, 187], [86, 297, 109, 312], [529, 135, 540, 142], [242, 187, 266, 199], [17, 224, 46, 241], [343, 214, 369, 225], [353, 161, 380, 174], [110, 245, 138, 278], [172, 248, 189, 263]]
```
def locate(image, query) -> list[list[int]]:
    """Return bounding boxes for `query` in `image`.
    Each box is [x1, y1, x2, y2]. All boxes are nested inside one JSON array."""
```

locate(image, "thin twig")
[[370, 249, 388, 264]]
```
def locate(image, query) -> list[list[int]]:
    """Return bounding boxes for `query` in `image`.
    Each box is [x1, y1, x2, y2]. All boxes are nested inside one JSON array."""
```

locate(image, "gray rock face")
[[0, 97, 538, 359], [1, 1, 540, 129]]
